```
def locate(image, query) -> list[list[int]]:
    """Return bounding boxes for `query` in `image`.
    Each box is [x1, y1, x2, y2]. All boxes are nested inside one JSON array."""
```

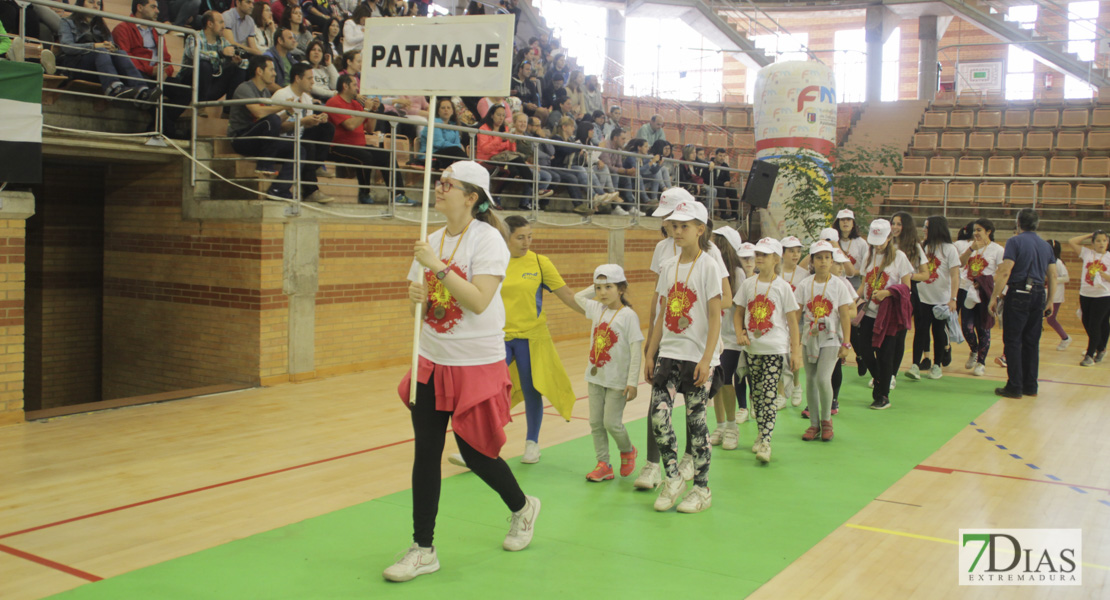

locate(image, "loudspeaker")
[[740, 160, 778, 209]]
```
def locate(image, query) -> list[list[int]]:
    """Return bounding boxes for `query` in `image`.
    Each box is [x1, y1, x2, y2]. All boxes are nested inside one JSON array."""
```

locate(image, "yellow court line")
[[845, 524, 1110, 571]]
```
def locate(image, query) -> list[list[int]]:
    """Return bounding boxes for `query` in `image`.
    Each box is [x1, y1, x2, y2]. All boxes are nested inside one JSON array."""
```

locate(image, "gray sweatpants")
[[804, 346, 839, 427], [589, 382, 633, 463]]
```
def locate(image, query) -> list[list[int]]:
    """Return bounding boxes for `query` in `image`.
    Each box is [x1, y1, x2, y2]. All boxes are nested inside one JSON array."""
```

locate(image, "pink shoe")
[[619, 447, 638, 477], [586, 462, 614, 482]]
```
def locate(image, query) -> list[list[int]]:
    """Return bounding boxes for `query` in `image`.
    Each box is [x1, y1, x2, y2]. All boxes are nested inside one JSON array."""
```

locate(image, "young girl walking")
[[835, 209, 868, 289], [906, 216, 961, 381], [957, 218, 1004, 376], [710, 226, 746, 449], [575, 265, 643, 481], [734, 238, 801, 463], [794, 241, 853, 441], [856, 220, 914, 410], [805, 248, 858, 420], [779, 236, 805, 408], [1047, 240, 1072, 351], [1068, 231, 1110, 366], [644, 200, 721, 513]]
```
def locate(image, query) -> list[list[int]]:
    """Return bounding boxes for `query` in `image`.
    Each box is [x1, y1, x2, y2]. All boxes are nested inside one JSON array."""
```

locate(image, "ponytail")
[[459, 180, 506, 238]]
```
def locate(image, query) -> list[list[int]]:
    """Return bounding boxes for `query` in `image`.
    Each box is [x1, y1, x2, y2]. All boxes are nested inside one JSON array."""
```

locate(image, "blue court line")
[[968, 422, 1103, 506]]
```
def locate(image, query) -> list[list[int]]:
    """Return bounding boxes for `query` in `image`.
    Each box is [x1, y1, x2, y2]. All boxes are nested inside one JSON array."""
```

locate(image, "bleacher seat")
[[1061, 108, 1089, 129], [922, 111, 947, 129], [660, 107, 678, 124], [996, 131, 1024, 155], [1010, 182, 1037, 206], [1092, 108, 1110, 128], [684, 129, 705, 146], [1056, 131, 1085, 156], [734, 154, 755, 172], [984, 90, 1006, 107], [976, 110, 1002, 129], [948, 181, 975, 204], [957, 91, 982, 108], [948, 111, 974, 129], [637, 103, 655, 121], [928, 156, 955, 176], [1099, 87, 1110, 105], [1017, 156, 1046, 177], [734, 132, 755, 151], [986, 156, 1015, 177], [1081, 156, 1110, 178], [1048, 156, 1078, 177], [680, 108, 700, 126], [918, 181, 946, 204], [932, 91, 955, 109], [620, 99, 636, 120], [1088, 131, 1110, 156], [939, 131, 965, 156], [900, 156, 927, 176], [1024, 131, 1054, 155], [1076, 184, 1107, 207], [887, 182, 916, 205], [705, 131, 728, 148], [911, 132, 938, 156], [1031, 109, 1059, 129], [967, 132, 994, 156], [977, 182, 1007, 205], [704, 110, 723, 127], [726, 110, 749, 128], [665, 128, 680, 144], [1040, 182, 1073, 206], [1003, 109, 1031, 129], [958, 156, 984, 177]]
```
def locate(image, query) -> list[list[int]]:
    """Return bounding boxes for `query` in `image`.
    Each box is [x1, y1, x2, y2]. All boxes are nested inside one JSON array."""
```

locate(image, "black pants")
[[231, 115, 328, 196], [1001, 286, 1046, 395], [859, 316, 898, 401], [431, 145, 469, 170], [831, 359, 842, 399], [912, 301, 948, 366], [329, 145, 390, 189], [411, 371, 526, 547], [1079, 295, 1110, 357]]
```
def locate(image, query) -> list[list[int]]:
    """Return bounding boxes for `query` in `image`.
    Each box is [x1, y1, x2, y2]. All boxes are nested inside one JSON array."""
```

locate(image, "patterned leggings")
[[650, 359, 711, 487], [747, 354, 784, 443], [960, 303, 991, 364]]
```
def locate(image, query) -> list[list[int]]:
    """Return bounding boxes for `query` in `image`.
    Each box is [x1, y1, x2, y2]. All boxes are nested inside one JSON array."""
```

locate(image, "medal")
[[590, 366, 598, 376], [433, 306, 445, 319], [678, 316, 690, 329]]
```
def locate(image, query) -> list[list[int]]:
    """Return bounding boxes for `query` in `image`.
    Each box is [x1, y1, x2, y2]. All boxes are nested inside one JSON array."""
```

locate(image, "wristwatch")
[[435, 266, 451, 280]]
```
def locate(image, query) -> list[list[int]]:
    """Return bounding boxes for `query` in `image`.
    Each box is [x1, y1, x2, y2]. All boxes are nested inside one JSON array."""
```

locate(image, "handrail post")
[[635, 159, 642, 217], [155, 33, 165, 138], [190, 32, 201, 185], [942, 179, 949, 217], [531, 142, 539, 218], [389, 121, 398, 206], [292, 114, 302, 214]]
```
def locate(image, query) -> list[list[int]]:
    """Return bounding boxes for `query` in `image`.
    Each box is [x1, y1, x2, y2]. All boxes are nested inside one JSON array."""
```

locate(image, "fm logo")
[[797, 85, 835, 112]]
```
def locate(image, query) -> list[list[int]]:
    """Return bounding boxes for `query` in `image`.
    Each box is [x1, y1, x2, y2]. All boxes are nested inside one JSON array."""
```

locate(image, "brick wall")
[[0, 219, 26, 425]]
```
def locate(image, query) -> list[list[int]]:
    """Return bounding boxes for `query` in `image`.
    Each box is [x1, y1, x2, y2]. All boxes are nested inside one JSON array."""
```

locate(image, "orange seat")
[[1092, 108, 1110, 128], [967, 132, 994, 155], [1031, 108, 1060, 129], [917, 181, 946, 203], [957, 157, 984, 176], [1081, 156, 1110, 177], [1048, 156, 1078, 177], [887, 182, 916, 205], [947, 181, 975, 204], [957, 90, 982, 108], [948, 111, 974, 129], [986, 156, 1015, 177], [922, 111, 948, 129], [1061, 108, 1089, 129], [996, 131, 1024, 154], [705, 131, 728, 148], [976, 110, 1002, 129], [938, 131, 966, 155], [1016, 156, 1046, 177], [932, 91, 956, 109], [911, 132, 938, 156], [1076, 184, 1108, 207], [684, 129, 705, 146], [1040, 182, 1073, 206], [637, 103, 655, 121], [1003, 109, 1031, 129], [1088, 131, 1110, 155], [1009, 182, 1037, 206], [664, 128, 680, 144], [928, 156, 955, 176], [703, 110, 723, 127], [900, 156, 927, 176], [1055, 131, 1085, 156], [659, 107, 679, 124], [1024, 131, 1054, 155], [734, 132, 755, 151], [977, 182, 1007, 205], [984, 90, 1007, 106], [725, 110, 749, 128]]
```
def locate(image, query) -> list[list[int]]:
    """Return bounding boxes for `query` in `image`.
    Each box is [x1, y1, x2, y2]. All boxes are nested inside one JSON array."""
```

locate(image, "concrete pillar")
[[865, 5, 885, 103], [918, 15, 940, 101], [604, 8, 625, 94], [608, 228, 624, 265], [284, 220, 319, 379]]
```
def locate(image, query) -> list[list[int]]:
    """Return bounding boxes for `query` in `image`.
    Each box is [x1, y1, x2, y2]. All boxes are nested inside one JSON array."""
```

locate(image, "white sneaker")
[[306, 190, 335, 204], [736, 408, 748, 424], [972, 363, 985, 377], [629, 208, 643, 217], [925, 365, 943, 380], [611, 206, 629, 216], [868, 378, 875, 389], [1057, 337, 1072, 351], [447, 453, 467, 468], [751, 433, 764, 454], [653, 476, 686, 511], [906, 364, 921, 381], [382, 544, 440, 582], [678, 453, 695, 481], [503, 495, 540, 551], [709, 425, 724, 446], [676, 485, 712, 513], [965, 354, 977, 370], [633, 462, 663, 489], [774, 395, 787, 410], [721, 424, 739, 450], [890, 377, 897, 391], [521, 440, 540, 464], [755, 440, 772, 463], [791, 384, 803, 407]]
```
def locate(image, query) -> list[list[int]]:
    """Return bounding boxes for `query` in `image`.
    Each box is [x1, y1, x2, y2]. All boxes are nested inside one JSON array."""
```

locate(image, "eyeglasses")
[[434, 179, 455, 193]]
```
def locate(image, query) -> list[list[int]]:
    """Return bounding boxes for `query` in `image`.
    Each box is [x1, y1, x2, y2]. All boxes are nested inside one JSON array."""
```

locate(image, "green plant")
[[773, 145, 904, 241]]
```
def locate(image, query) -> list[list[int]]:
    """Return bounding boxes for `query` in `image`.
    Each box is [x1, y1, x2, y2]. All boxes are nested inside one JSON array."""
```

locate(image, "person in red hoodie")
[[112, 0, 174, 81], [855, 219, 914, 411]]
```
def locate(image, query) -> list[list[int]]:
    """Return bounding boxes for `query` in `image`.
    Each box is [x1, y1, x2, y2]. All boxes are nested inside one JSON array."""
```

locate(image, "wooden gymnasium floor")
[[1, 333, 1107, 599]]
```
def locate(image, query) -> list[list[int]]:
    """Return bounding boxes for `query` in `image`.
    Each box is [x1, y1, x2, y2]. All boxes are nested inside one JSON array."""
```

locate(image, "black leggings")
[[410, 372, 525, 547], [912, 301, 949, 365], [859, 316, 898, 401], [831, 360, 842, 399], [1080, 295, 1110, 357]]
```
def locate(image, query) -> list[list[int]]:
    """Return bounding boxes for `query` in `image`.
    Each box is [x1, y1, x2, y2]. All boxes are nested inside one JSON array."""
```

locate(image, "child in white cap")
[[856, 219, 914, 410], [709, 226, 748, 448], [734, 237, 801, 463], [835, 209, 868, 289], [644, 200, 721, 513], [574, 265, 643, 482], [794, 241, 854, 441], [779, 235, 806, 409]]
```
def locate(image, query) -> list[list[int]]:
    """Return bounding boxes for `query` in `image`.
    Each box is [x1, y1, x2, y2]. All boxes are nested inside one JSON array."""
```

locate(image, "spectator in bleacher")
[[706, 148, 736, 220], [550, 116, 593, 215], [510, 112, 554, 204], [222, 0, 263, 58], [677, 143, 705, 199], [334, 0, 357, 17], [544, 52, 568, 89], [475, 103, 514, 164], [580, 74, 602, 116], [511, 60, 541, 118], [380, 0, 410, 17], [477, 96, 510, 120], [577, 120, 619, 205], [229, 56, 302, 198], [161, 0, 200, 27], [270, 61, 336, 202], [563, 69, 583, 118], [338, 47, 359, 86], [616, 137, 657, 216], [183, 10, 244, 101], [1, 0, 63, 44], [279, 4, 312, 57], [112, 0, 173, 82], [58, 0, 157, 101], [304, 39, 336, 100], [343, 5, 367, 52], [464, 0, 483, 14], [526, 116, 562, 205], [321, 17, 342, 57], [541, 73, 565, 111], [300, 0, 337, 31], [589, 110, 606, 148], [326, 74, 389, 204], [262, 26, 296, 91], [635, 114, 666, 147], [601, 104, 620, 141], [251, 1, 275, 53], [647, 139, 672, 199], [416, 97, 469, 170], [545, 95, 574, 132]]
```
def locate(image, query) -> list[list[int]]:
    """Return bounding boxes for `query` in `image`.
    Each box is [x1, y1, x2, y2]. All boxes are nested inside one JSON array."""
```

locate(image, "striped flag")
[[0, 62, 43, 184]]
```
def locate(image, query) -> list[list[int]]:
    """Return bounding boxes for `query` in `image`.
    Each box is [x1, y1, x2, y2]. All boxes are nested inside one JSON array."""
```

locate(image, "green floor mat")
[[52, 375, 997, 599]]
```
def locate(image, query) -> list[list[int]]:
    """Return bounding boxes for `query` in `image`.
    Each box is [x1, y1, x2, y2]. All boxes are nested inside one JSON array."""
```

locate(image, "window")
[[745, 32, 809, 101], [882, 27, 900, 101], [1064, 0, 1098, 99], [624, 18, 724, 102], [1005, 4, 1038, 29], [1005, 5, 1037, 100], [531, 0, 607, 79], [834, 29, 866, 103]]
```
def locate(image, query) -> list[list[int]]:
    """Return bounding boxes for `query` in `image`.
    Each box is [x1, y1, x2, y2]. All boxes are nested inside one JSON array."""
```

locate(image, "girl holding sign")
[[388, 162, 539, 583]]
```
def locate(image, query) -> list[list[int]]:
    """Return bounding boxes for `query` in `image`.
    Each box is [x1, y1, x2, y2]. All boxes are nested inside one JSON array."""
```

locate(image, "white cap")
[[833, 248, 850, 263], [737, 242, 756, 258], [867, 219, 892, 245], [593, 264, 626, 284], [836, 208, 855, 221], [780, 235, 803, 248], [665, 200, 708, 224], [654, 187, 694, 217], [810, 240, 835, 256], [819, 227, 840, 242], [754, 237, 783, 257], [443, 161, 495, 207], [713, 226, 742, 252]]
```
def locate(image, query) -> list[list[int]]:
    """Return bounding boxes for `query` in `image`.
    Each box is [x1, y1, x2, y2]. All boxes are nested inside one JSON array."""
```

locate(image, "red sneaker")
[[619, 447, 638, 477], [820, 420, 834, 442], [801, 426, 820, 441], [586, 462, 614, 482]]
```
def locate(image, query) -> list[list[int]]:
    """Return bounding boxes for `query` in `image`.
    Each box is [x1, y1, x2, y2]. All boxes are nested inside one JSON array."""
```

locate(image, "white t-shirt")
[[406, 221, 510, 366], [271, 87, 314, 137], [655, 253, 723, 363], [781, 266, 806, 293], [722, 266, 747, 351], [1053, 259, 1068, 304], [650, 238, 728, 279], [734, 275, 800, 356], [584, 302, 644, 390], [1078, 247, 1110, 298], [795, 274, 854, 348], [918, 243, 962, 305], [960, 242, 1005, 292], [861, 250, 914, 318], [838, 237, 869, 271], [954, 240, 972, 287]]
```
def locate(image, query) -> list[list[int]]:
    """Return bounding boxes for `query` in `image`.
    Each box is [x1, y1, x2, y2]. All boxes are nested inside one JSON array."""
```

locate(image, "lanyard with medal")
[[749, 276, 771, 337], [808, 275, 830, 336], [671, 250, 702, 330], [432, 221, 471, 319], [590, 306, 624, 376]]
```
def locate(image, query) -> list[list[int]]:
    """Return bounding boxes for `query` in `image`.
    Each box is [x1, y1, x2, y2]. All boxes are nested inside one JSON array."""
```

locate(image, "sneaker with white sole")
[[868, 378, 875, 389], [382, 544, 440, 582], [925, 365, 943, 380], [791, 384, 803, 407], [906, 364, 921, 381], [521, 440, 541, 464], [721, 425, 739, 450], [890, 377, 897, 390], [755, 440, 772, 463], [633, 462, 662, 489], [965, 354, 977, 370], [736, 408, 748, 424], [709, 425, 724, 446], [503, 495, 540, 551], [1080, 355, 1095, 367], [678, 454, 695, 481], [1097, 350, 1107, 363], [1057, 337, 1072, 351], [774, 395, 787, 410], [653, 476, 686, 511], [611, 206, 629, 216], [447, 453, 467, 468], [972, 363, 985, 377], [751, 434, 764, 454], [676, 485, 712, 513]]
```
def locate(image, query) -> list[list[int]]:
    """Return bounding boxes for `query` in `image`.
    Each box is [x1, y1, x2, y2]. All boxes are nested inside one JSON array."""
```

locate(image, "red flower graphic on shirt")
[[590, 322, 619, 368], [423, 263, 465, 333], [1085, 260, 1107, 286], [923, 254, 941, 284], [747, 294, 776, 336], [807, 294, 833, 321], [847, 254, 857, 265], [865, 266, 889, 299], [664, 283, 698, 333], [966, 254, 988, 280]]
